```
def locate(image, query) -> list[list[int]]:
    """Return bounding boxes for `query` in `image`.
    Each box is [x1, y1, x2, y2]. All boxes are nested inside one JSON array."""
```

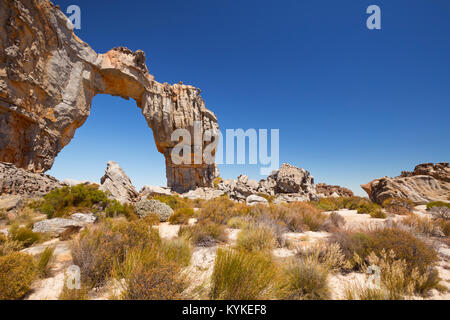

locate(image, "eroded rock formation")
[[0, 161, 62, 196], [316, 183, 354, 198], [99, 161, 138, 204], [362, 162, 450, 205], [0, 0, 218, 192]]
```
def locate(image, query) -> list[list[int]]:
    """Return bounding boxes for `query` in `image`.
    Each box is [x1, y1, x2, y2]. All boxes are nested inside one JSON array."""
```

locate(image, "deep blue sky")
[[48, 0, 450, 195]]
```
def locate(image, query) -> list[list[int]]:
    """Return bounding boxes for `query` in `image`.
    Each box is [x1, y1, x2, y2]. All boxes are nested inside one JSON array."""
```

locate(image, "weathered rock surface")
[[316, 183, 354, 198], [140, 185, 172, 197], [0, 0, 218, 192], [0, 162, 63, 196], [217, 163, 318, 203], [32, 213, 96, 235], [99, 161, 138, 204], [0, 195, 24, 212], [246, 195, 269, 206], [61, 178, 95, 187], [181, 187, 225, 200], [362, 163, 450, 205], [134, 199, 173, 221]]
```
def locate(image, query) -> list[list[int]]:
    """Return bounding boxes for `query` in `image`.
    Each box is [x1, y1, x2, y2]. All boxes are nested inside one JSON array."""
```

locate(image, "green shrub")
[[168, 208, 195, 225], [210, 248, 277, 299], [36, 247, 54, 278], [40, 184, 108, 218], [105, 200, 137, 220], [236, 224, 276, 252], [369, 209, 387, 219], [147, 194, 194, 210], [9, 224, 41, 248], [160, 238, 193, 267], [278, 258, 330, 300], [356, 202, 384, 218], [179, 220, 227, 247], [227, 216, 251, 229], [0, 252, 35, 299], [213, 177, 223, 188], [427, 201, 450, 210]]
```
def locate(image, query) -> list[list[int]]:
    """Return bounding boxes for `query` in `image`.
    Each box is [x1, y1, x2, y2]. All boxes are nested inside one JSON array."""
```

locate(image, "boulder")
[[362, 163, 450, 205], [0, 195, 24, 212], [61, 179, 95, 187], [140, 185, 172, 197], [0, 162, 63, 196], [134, 199, 173, 221], [70, 213, 97, 224], [33, 217, 90, 235], [180, 187, 224, 200], [246, 195, 269, 206], [99, 161, 138, 204], [274, 163, 316, 194]]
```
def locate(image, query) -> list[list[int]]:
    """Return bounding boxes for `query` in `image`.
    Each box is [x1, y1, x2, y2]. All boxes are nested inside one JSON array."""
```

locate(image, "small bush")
[[227, 216, 252, 229], [356, 202, 384, 218], [426, 201, 450, 210], [213, 177, 223, 188], [278, 258, 330, 300], [236, 224, 276, 252], [168, 208, 195, 225], [210, 248, 277, 299], [296, 242, 349, 272], [382, 198, 414, 215], [72, 220, 161, 288], [147, 194, 195, 210], [0, 252, 35, 300], [160, 238, 193, 267], [179, 220, 227, 247], [36, 247, 54, 278], [321, 212, 346, 232], [400, 214, 443, 237], [343, 282, 388, 300], [105, 200, 137, 220], [369, 209, 387, 219], [197, 196, 249, 224], [40, 184, 108, 218], [9, 224, 41, 248], [116, 247, 185, 300]]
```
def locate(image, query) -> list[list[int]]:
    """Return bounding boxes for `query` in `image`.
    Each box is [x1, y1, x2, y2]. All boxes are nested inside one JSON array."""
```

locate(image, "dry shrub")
[[0, 252, 35, 300], [197, 196, 250, 224], [72, 219, 161, 288], [9, 224, 41, 248], [296, 242, 349, 272], [168, 207, 195, 225], [343, 282, 389, 300], [400, 214, 444, 237], [227, 216, 252, 229], [236, 224, 276, 252], [329, 227, 440, 295], [210, 248, 277, 299], [321, 211, 346, 232], [382, 198, 414, 215], [160, 238, 193, 267], [278, 257, 330, 300], [273, 202, 327, 232], [179, 220, 227, 247], [36, 247, 54, 278], [117, 247, 185, 300]]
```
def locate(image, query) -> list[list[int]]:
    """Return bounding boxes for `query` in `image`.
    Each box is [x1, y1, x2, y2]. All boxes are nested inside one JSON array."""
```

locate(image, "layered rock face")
[[99, 161, 138, 204], [0, 0, 218, 192], [0, 162, 62, 196], [362, 162, 450, 205], [316, 183, 354, 198]]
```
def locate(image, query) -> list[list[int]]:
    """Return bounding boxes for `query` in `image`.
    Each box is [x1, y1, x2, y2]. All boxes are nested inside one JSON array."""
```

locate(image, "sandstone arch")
[[0, 0, 219, 192]]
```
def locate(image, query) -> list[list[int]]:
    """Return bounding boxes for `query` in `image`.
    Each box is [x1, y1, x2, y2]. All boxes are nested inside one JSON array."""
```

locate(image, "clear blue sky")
[[48, 0, 450, 195]]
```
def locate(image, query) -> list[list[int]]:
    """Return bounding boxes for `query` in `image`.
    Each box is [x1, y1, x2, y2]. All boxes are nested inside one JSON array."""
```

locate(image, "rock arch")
[[0, 0, 218, 192]]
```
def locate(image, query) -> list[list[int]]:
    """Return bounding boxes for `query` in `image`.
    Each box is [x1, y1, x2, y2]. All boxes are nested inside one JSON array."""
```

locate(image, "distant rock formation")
[[0, 0, 218, 192], [316, 183, 354, 198], [0, 162, 62, 196], [217, 163, 318, 203], [361, 162, 450, 205], [99, 161, 138, 204]]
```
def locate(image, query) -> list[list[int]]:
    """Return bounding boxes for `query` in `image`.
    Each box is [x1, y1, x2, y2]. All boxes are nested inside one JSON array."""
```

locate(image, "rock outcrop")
[[0, 162, 62, 196], [33, 213, 96, 235], [316, 183, 354, 198], [139, 185, 172, 197], [99, 161, 138, 204], [217, 163, 318, 203], [362, 162, 450, 205], [0, 0, 219, 192]]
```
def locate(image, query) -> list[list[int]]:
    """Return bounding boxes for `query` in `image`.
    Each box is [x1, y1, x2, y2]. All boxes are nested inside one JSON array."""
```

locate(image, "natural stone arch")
[[0, 0, 218, 192]]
